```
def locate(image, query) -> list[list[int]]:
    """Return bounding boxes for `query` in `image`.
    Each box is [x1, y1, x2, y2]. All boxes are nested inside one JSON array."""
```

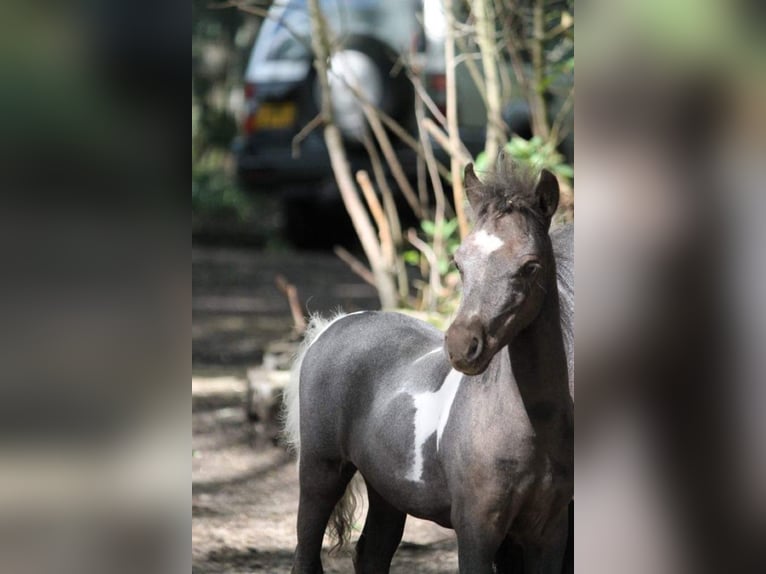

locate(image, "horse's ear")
[[464, 163, 483, 211], [535, 169, 560, 221]]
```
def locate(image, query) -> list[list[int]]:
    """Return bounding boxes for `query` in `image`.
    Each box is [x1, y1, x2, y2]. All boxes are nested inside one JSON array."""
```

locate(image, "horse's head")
[[445, 160, 560, 375]]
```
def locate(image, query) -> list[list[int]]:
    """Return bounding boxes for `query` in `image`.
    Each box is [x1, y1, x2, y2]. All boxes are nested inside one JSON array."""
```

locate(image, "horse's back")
[[298, 311, 446, 459], [302, 311, 443, 374]]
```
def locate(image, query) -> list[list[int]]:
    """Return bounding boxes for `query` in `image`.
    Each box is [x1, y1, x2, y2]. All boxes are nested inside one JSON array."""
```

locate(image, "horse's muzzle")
[[445, 319, 489, 375]]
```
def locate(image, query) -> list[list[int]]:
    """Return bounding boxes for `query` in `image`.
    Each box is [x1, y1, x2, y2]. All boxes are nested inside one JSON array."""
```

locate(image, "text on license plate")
[[255, 103, 297, 128]]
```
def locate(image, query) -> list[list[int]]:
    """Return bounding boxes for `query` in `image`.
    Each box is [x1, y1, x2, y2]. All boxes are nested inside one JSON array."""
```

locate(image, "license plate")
[[255, 102, 297, 129]]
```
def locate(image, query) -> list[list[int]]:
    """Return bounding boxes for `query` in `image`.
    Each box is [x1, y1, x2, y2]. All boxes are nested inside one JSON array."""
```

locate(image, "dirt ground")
[[192, 246, 458, 573]]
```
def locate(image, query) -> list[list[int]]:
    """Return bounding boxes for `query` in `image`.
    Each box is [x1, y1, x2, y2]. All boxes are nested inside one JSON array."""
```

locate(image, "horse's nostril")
[[467, 336, 482, 360]]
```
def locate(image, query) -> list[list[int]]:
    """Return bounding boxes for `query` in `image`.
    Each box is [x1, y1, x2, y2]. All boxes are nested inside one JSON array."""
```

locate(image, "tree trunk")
[[529, 0, 551, 141], [307, 0, 397, 309], [475, 0, 506, 160], [444, 0, 470, 239]]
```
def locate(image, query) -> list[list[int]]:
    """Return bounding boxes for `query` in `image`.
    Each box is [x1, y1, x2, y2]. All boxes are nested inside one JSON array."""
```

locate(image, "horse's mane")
[[469, 157, 545, 225]]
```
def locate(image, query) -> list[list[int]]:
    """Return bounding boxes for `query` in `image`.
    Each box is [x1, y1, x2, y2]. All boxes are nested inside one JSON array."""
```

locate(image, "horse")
[[284, 159, 574, 573]]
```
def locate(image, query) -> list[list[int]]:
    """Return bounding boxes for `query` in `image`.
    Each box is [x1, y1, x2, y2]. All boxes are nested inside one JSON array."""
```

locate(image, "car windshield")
[[251, 1, 312, 64], [246, 1, 420, 84]]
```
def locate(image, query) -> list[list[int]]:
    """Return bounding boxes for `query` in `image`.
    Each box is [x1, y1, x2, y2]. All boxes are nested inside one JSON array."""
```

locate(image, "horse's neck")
[[506, 272, 573, 460]]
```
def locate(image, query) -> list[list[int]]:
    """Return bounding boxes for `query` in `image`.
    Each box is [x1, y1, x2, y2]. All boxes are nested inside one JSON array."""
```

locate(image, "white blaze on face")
[[405, 368, 464, 482], [472, 229, 504, 255]]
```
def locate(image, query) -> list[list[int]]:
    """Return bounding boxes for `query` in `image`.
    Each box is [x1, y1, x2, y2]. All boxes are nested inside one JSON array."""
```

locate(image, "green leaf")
[[442, 218, 458, 238], [474, 151, 489, 173], [403, 250, 420, 265], [554, 164, 574, 178], [421, 220, 435, 236]]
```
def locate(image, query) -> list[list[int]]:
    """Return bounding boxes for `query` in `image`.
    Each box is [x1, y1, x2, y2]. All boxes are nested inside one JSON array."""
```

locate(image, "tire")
[[318, 35, 414, 143]]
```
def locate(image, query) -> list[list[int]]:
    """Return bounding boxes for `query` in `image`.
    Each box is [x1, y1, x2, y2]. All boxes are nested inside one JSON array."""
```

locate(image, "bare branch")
[[407, 229, 442, 311], [274, 274, 307, 335], [307, 0, 397, 309], [291, 113, 323, 158], [415, 97, 446, 269], [361, 103, 424, 219], [421, 118, 473, 166], [374, 109, 451, 181], [529, 0, 551, 140], [333, 246, 376, 287], [217, 1, 313, 54], [549, 86, 574, 146], [474, 0, 506, 159], [361, 134, 410, 301], [453, 35, 489, 109], [356, 170, 395, 268], [444, 0, 469, 238], [407, 72, 448, 130]]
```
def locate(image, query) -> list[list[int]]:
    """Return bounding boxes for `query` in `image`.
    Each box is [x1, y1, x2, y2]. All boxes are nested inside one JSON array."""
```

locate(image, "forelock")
[[469, 159, 544, 226]]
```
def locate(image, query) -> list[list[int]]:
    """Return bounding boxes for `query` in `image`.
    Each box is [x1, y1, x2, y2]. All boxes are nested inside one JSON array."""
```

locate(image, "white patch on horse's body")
[[473, 229, 504, 254], [436, 369, 463, 449], [404, 368, 464, 482]]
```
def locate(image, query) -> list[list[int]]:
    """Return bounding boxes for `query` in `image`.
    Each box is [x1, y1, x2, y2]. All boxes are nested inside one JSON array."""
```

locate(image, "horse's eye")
[[519, 262, 541, 278]]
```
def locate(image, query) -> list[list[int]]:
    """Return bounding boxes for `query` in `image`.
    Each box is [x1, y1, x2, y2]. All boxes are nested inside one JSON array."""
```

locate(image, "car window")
[[246, 0, 420, 84], [251, 1, 312, 64]]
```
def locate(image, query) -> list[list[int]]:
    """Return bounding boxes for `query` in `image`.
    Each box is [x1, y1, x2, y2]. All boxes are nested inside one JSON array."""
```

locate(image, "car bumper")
[[235, 130, 333, 187]]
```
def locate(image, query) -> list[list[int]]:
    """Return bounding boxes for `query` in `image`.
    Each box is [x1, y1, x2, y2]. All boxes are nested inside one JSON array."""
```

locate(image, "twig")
[[216, 2, 313, 54], [529, 0, 551, 140], [274, 274, 307, 335], [549, 86, 574, 146], [444, 0, 469, 239], [376, 108, 451, 182], [361, 103, 424, 219], [475, 0, 506, 160], [334, 72, 452, 181], [545, 11, 574, 41], [454, 35, 489, 109], [360, 134, 402, 245], [308, 0, 397, 309], [407, 71, 448, 130], [356, 170, 395, 268], [421, 118, 473, 166], [361, 95, 452, 181], [333, 246, 376, 287], [361, 134, 409, 301], [416, 99, 446, 278], [291, 113, 323, 158], [407, 229, 441, 311]]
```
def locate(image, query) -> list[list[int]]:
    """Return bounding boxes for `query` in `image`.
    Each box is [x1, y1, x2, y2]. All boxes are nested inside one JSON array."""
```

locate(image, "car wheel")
[[316, 35, 414, 144]]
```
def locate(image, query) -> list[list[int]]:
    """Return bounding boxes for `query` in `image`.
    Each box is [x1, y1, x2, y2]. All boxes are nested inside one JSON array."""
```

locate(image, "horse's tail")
[[328, 475, 362, 553], [282, 311, 361, 551], [282, 314, 332, 455]]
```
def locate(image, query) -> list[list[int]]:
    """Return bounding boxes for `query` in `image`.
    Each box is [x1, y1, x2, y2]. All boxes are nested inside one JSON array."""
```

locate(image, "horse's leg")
[[561, 500, 573, 574], [454, 526, 505, 574], [452, 503, 508, 574], [292, 457, 356, 574], [353, 481, 406, 574], [520, 507, 570, 574], [494, 536, 525, 574]]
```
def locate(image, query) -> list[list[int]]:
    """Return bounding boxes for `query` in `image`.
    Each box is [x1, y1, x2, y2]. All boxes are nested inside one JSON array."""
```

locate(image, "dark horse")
[[285, 160, 573, 573]]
